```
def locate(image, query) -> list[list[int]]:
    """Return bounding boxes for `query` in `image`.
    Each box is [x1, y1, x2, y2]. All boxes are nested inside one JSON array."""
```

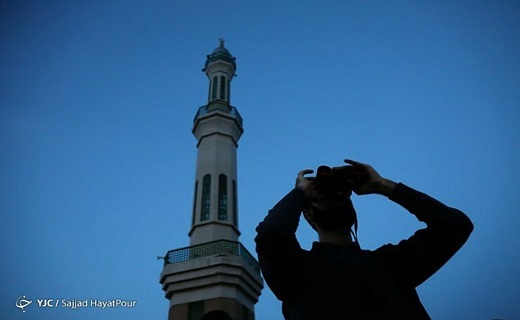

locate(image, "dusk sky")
[[1, 1, 519, 319]]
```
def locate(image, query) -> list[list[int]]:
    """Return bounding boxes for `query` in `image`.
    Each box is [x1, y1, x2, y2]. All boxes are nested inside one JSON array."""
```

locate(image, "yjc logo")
[[15, 295, 32, 313], [37, 299, 55, 307]]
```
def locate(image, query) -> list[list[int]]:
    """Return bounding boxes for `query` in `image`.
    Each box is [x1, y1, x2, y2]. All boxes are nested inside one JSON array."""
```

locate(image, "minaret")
[[160, 41, 263, 320], [189, 38, 242, 246]]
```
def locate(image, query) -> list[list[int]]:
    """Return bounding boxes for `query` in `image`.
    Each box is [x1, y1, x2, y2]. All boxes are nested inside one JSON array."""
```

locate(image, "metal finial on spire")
[[219, 38, 225, 48]]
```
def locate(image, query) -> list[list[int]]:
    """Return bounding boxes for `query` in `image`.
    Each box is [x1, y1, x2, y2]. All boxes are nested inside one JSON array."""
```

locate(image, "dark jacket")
[[255, 183, 473, 319]]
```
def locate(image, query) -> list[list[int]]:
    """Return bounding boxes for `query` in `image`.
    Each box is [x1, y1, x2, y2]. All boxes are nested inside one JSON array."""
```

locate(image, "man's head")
[[303, 166, 358, 232], [303, 188, 357, 232]]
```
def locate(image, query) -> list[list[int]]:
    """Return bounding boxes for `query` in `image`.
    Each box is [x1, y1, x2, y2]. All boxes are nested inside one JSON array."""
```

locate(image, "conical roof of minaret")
[[203, 38, 236, 71]]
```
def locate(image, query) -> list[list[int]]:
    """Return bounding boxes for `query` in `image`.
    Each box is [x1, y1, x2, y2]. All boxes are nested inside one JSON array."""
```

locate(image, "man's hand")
[[341, 159, 397, 197], [295, 169, 324, 202]]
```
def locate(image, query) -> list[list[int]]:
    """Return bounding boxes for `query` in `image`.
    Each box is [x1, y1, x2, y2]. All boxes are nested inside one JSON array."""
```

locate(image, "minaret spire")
[[203, 39, 236, 105]]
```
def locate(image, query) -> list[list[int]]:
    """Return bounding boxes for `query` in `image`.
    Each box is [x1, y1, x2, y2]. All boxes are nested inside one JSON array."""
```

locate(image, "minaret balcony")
[[162, 239, 259, 274], [194, 104, 243, 129], [160, 239, 264, 312]]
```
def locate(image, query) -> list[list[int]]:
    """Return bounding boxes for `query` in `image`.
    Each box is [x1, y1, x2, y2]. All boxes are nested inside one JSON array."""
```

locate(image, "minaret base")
[[160, 240, 263, 320], [168, 297, 254, 320]]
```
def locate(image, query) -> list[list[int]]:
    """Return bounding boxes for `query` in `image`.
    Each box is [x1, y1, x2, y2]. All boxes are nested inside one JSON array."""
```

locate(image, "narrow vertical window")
[[201, 174, 211, 221], [211, 76, 218, 100], [192, 181, 198, 225], [232, 180, 238, 225], [227, 78, 230, 103], [218, 174, 227, 220], [220, 75, 226, 100], [207, 80, 212, 102]]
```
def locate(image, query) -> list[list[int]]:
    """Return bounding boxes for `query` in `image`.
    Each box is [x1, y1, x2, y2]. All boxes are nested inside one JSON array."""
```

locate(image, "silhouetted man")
[[255, 159, 473, 319]]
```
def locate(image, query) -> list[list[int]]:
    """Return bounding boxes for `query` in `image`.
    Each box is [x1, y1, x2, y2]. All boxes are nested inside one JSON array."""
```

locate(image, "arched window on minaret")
[[232, 180, 238, 226], [218, 174, 227, 220], [227, 78, 231, 103], [219, 75, 226, 100], [192, 181, 198, 225], [211, 76, 218, 100], [201, 310, 234, 320], [201, 174, 211, 221]]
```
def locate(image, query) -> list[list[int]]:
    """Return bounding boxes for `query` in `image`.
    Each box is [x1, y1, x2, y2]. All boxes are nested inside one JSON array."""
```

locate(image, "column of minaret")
[[160, 41, 263, 320]]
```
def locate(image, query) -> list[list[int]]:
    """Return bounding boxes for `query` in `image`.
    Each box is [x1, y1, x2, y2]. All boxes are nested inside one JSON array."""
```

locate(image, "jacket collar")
[[311, 241, 360, 252]]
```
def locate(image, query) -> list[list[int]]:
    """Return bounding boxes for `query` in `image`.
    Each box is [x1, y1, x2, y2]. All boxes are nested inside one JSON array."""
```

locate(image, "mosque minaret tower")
[[160, 40, 263, 320]]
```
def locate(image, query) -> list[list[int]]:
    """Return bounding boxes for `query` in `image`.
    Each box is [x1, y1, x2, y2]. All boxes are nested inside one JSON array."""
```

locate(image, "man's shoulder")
[[355, 243, 401, 266]]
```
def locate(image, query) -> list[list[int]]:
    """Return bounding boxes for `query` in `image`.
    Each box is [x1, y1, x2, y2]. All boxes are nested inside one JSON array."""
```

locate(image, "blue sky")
[[1, 1, 519, 319]]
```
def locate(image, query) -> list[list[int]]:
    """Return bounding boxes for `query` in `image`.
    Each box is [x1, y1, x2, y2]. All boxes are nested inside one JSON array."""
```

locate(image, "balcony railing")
[[163, 239, 259, 273], [194, 104, 243, 128]]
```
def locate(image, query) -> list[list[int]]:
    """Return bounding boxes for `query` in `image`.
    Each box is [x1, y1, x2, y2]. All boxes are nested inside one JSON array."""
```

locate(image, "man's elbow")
[[453, 209, 474, 239]]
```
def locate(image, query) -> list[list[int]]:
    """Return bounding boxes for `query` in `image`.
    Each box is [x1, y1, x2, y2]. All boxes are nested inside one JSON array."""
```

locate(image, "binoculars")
[[311, 165, 369, 193]]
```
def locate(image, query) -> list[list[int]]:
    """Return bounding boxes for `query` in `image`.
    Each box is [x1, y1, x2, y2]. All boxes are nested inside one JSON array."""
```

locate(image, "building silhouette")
[[160, 41, 263, 320]]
